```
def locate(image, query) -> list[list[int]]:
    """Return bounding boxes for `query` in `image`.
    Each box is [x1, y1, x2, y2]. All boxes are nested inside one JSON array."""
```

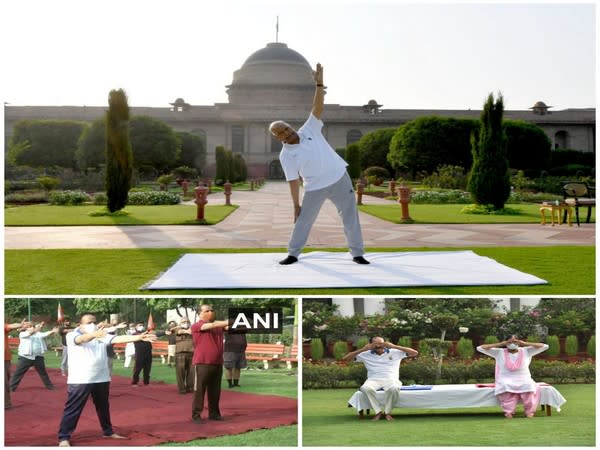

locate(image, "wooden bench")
[[282, 344, 298, 370], [111, 340, 170, 364], [245, 343, 285, 369]]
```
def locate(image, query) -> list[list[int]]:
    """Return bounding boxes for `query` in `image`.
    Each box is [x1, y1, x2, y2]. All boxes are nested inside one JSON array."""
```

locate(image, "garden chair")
[[562, 181, 595, 226]]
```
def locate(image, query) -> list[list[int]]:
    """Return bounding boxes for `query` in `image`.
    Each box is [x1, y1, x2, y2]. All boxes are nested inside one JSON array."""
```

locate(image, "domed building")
[[4, 41, 595, 179]]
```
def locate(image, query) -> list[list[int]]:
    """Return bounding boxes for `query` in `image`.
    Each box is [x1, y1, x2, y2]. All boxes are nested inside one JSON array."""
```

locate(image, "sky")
[[0, 0, 595, 111]]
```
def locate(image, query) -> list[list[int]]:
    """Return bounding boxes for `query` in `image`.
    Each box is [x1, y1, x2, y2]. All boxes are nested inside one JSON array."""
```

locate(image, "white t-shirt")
[[66, 330, 115, 384], [476, 344, 548, 395], [356, 348, 407, 380], [279, 114, 348, 192]]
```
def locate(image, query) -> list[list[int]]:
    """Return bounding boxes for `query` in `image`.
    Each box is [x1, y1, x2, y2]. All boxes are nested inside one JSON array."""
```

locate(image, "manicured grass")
[[4, 204, 237, 226], [37, 352, 298, 446], [4, 246, 594, 294], [302, 385, 595, 446], [359, 203, 596, 224]]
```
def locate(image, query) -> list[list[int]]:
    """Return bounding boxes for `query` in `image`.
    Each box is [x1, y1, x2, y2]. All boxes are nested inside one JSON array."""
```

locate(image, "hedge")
[[303, 358, 595, 389]]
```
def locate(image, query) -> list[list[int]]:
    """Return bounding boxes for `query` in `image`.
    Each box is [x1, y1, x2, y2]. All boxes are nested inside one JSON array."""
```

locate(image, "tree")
[[129, 116, 180, 171], [233, 153, 247, 182], [356, 128, 396, 174], [105, 88, 133, 212], [388, 117, 478, 178], [214, 146, 230, 185], [176, 131, 206, 174], [8, 119, 86, 168], [467, 93, 511, 210], [344, 143, 361, 180], [76, 117, 106, 171], [503, 120, 552, 171]]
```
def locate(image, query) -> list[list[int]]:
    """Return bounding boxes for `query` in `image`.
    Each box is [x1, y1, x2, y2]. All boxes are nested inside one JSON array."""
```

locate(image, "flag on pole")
[[147, 313, 155, 331], [57, 302, 65, 324]]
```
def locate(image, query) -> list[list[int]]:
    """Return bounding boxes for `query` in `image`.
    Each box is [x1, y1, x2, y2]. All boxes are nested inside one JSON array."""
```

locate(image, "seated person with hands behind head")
[[343, 336, 418, 421]]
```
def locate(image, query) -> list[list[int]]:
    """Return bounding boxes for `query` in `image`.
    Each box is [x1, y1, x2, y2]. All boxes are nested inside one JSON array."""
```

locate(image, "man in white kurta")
[[477, 336, 548, 418], [343, 337, 418, 420]]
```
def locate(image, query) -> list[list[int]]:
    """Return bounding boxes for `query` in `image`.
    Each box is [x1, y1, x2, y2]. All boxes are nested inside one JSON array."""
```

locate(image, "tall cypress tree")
[[467, 93, 511, 210], [105, 89, 133, 212]]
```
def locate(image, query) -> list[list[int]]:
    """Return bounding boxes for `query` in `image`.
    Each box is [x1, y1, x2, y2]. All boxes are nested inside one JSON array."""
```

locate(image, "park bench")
[[111, 340, 169, 364], [281, 344, 299, 370], [562, 181, 595, 226], [347, 383, 566, 418], [245, 343, 285, 369]]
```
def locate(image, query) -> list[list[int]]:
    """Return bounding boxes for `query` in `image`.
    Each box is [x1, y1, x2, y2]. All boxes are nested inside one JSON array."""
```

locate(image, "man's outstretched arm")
[[289, 179, 301, 222], [311, 63, 324, 118]]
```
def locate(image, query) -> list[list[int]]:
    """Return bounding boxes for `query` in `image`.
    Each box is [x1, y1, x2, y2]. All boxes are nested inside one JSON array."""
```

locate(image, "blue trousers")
[[58, 382, 113, 442], [288, 172, 365, 257]]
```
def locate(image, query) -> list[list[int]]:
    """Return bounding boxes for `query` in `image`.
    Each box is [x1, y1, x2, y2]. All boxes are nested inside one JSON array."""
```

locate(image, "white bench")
[[347, 383, 566, 418]]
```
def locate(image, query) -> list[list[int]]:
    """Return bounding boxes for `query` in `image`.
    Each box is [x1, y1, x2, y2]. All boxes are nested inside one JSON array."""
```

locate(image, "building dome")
[[226, 42, 315, 105]]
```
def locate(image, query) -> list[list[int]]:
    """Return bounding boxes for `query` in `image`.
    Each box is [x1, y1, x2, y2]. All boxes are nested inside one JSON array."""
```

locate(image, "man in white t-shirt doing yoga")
[[343, 336, 418, 421], [269, 63, 369, 265], [57, 314, 157, 447]]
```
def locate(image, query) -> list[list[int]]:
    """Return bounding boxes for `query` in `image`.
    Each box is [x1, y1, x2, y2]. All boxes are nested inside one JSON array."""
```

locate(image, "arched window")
[[347, 129, 363, 145], [554, 130, 568, 149]]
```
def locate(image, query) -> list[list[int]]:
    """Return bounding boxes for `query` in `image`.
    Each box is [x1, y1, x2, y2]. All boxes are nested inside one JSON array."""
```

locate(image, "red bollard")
[[194, 185, 209, 222], [356, 181, 364, 205], [389, 180, 396, 196], [397, 185, 413, 222], [224, 181, 232, 206]]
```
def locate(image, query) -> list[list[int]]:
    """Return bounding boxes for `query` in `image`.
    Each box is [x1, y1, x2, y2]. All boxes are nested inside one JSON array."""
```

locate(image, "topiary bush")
[[355, 336, 369, 350], [483, 335, 499, 345], [546, 335, 560, 357], [363, 166, 390, 180], [397, 336, 412, 348], [332, 341, 349, 361], [586, 336, 595, 357], [456, 337, 474, 359], [310, 338, 324, 361], [565, 335, 579, 357]]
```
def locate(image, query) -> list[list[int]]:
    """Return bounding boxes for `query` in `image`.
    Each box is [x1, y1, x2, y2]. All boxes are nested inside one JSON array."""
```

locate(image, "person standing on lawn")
[[342, 336, 418, 421], [269, 62, 369, 266], [57, 313, 157, 446], [477, 335, 549, 418]]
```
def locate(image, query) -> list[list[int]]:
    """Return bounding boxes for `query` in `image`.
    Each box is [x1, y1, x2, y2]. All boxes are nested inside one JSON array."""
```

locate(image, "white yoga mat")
[[144, 251, 547, 289]]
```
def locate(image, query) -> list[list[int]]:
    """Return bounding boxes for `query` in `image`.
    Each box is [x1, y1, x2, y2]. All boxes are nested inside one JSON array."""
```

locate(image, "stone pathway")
[[4, 181, 595, 249]]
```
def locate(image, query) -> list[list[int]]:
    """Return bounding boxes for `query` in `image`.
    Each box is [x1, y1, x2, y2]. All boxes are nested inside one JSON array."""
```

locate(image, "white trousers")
[[288, 172, 364, 257], [360, 378, 402, 414]]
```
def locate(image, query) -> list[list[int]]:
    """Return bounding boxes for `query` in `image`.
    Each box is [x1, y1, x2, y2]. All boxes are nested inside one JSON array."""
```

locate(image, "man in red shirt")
[[191, 304, 229, 423]]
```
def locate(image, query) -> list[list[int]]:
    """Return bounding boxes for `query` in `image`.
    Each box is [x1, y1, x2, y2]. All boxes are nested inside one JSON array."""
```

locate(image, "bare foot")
[[372, 412, 382, 421], [385, 414, 393, 421]]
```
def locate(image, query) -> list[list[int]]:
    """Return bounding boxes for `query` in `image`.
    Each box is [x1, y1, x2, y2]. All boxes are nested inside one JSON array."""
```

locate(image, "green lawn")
[[359, 203, 596, 224], [4, 246, 594, 294], [4, 204, 237, 226], [302, 385, 595, 446], [37, 351, 298, 446]]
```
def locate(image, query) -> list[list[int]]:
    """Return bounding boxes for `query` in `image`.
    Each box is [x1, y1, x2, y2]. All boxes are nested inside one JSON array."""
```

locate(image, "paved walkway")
[[4, 181, 595, 249]]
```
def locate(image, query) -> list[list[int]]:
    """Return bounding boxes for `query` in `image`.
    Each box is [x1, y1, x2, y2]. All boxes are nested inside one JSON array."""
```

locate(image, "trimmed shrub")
[[332, 341, 349, 361], [397, 336, 412, 348], [310, 339, 324, 361], [586, 336, 595, 357], [483, 335, 498, 344], [49, 190, 91, 205], [456, 337, 474, 359], [546, 335, 560, 357], [127, 191, 180, 205], [565, 335, 578, 356], [363, 166, 390, 180], [355, 336, 369, 350], [418, 339, 431, 357], [36, 176, 61, 192], [410, 190, 471, 204]]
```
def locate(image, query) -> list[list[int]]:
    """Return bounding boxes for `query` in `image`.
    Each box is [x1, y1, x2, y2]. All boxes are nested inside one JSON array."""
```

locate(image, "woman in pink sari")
[[477, 335, 548, 418]]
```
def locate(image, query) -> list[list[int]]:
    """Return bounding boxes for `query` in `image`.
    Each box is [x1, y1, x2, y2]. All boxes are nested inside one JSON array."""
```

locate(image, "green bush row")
[[302, 358, 595, 389], [126, 191, 181, 205], [49, 190, 91, 205]]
